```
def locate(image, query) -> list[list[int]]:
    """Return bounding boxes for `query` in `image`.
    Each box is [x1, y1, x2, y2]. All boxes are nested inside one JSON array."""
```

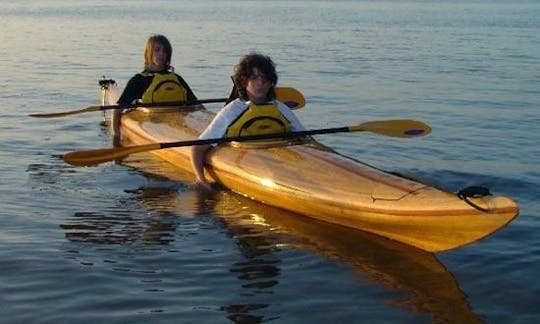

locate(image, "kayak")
[[101, 80, 519, 253]]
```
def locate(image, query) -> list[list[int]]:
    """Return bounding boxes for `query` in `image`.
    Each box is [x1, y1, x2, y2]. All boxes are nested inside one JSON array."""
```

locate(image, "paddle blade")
[[276, 87, 305, 109], [63, 143, 161, 166], [351, 120, 431, 138]]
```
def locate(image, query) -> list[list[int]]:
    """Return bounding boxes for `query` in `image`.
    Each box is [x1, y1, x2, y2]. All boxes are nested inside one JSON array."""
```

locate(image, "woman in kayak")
[[112, 34, 198, 145], [191, 52, 306, 192]]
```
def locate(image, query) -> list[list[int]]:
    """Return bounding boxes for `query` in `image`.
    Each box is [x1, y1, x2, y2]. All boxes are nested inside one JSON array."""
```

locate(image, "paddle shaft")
[[161, 126, 352, 148], [102, 98, 227, 109], [29, 87, 305, 118], [158, 120, 427, 147], [28, 98, 228, 118]]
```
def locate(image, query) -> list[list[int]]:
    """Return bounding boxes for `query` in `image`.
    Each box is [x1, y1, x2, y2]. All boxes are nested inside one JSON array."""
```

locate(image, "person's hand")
[[195, 179, 216, 193]]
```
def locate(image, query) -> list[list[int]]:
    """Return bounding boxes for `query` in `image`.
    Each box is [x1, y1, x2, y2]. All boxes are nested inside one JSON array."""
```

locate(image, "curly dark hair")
[[233, 53, 278, 100]]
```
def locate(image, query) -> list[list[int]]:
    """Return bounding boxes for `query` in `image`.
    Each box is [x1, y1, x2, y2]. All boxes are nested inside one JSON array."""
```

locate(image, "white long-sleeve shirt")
[[198, 98, 306, 140]]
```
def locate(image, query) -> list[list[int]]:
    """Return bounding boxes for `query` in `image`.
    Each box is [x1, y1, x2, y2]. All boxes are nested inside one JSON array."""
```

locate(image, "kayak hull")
[[118, 106, 519, 253]]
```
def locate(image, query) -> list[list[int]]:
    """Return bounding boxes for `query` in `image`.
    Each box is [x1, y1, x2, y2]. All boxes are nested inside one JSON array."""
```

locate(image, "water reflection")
[[61, 209, 178, 246], [204, 190, 483, 323], [59, 152, 482, 323], [220, 304, 269, 323]]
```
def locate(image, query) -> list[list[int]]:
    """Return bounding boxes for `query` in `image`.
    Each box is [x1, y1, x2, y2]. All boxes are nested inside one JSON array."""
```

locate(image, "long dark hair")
[[233, 52, 278, 100], [144, 34, 173, 72]]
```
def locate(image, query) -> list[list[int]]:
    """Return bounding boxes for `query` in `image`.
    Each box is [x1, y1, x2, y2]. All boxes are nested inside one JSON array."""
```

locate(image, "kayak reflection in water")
[[58, 166, 482, 323], [191, 53, 306, 192]]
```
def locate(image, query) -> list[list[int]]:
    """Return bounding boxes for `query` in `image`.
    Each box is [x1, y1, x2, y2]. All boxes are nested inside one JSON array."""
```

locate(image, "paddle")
[[63, 119, 431, 167], [29, 87, 306, 118]]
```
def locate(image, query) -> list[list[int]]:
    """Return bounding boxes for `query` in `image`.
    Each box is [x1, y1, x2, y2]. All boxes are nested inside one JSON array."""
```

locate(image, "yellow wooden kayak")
[[114, 101, 519, 253], [93, 77, 519, 253]]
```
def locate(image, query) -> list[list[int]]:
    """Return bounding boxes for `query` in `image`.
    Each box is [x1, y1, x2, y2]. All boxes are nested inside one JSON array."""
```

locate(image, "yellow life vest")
[[226, 102, 292, 137], [140, 72, 187, 104]]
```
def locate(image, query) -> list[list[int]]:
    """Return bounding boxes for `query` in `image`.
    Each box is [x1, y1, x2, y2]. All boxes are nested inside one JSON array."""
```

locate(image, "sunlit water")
[[1, 0, 539, 322]]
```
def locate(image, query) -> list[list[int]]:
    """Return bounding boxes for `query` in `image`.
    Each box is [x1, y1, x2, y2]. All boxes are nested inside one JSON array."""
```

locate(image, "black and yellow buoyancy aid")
[[140, 72, 187, 104], [226, 102, 293, 137]]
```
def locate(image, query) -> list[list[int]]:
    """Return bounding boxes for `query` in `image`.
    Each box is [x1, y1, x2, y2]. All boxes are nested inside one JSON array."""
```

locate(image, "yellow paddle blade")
[[63, 143, 161, 167], [351, 120, 431, 138], [276, 87, 305, 109]]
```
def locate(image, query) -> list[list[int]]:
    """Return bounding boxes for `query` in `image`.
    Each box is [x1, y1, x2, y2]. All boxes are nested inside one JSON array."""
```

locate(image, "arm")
[[117, 74, 148, 105], [113, 74, 150, 145], [276, 100, 306, 131], [191, 100, 245, 191], [191, 144, 214, 191], [111, 109, 122, 146]]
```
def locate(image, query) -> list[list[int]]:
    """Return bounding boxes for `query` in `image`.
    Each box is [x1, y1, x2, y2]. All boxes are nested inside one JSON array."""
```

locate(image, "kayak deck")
[[118, 106, 519, 253]]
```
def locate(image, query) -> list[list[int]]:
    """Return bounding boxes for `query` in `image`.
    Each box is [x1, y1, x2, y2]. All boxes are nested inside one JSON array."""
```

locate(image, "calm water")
[[1, 0, 539, 322]]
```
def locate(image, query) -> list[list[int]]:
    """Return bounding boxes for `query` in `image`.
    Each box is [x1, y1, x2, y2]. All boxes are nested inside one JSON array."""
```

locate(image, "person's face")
[[245, 68, 272, 104], [149, 43, 168, 71]]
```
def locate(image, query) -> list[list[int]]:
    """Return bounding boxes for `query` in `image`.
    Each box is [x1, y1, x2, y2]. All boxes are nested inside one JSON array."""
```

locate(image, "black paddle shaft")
[[159, 126, 350, 149]]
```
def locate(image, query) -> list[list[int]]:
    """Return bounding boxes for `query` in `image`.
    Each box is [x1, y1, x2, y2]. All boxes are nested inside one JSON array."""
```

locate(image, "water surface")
[[1, 0, 539, 322]]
